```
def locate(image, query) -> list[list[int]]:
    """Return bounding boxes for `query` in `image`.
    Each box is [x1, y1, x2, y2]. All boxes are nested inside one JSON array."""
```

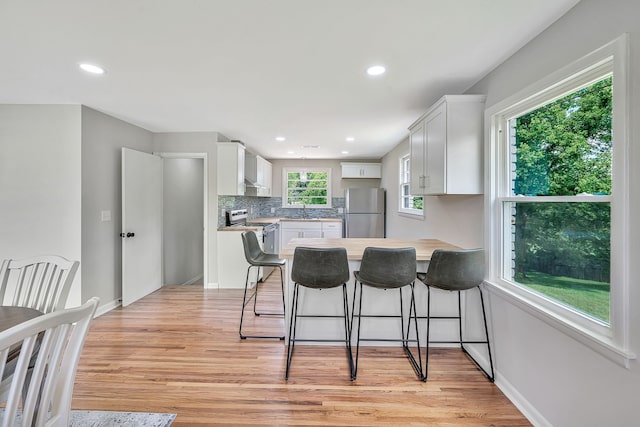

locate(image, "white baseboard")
[[460, 345, 547, 426], [495, 374, 552, 427], [179, 274, 203, 286], [205, 282, 218, 289], [95, 299, 121, 317]]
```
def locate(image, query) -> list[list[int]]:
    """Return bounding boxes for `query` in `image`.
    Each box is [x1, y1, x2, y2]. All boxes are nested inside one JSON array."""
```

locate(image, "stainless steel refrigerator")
[[344, 188, 385, 238]]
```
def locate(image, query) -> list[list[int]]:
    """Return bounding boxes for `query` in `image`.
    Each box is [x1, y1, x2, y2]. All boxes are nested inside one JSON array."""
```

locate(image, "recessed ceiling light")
[[287, 151, 295, 154], [79, 63, 105, 74], [346, 137, 355, 142], [341, 151, 349, 154], [275, 136, 286, 142], [366, 65, 386, 76]]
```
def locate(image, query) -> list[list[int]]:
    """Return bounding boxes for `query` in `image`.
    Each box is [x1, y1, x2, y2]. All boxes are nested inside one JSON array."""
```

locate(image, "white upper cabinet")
[[341, 162, 382, 178], [245, 153, 273, 197], [409, 95, 485, 195], [217, 142, 245, 195]]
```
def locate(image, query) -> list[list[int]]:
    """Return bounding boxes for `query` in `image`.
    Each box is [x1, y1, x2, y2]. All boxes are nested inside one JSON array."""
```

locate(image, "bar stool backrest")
[[358, 247, 416, 289], [291, 247, 349, 289], [424, 249, 485, 291], [241, 231, 265, 265]]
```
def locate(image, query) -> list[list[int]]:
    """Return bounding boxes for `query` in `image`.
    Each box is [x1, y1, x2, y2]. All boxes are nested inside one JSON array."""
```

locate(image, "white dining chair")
[[0, 297, 99, 427], [0, 255, 79, 314]]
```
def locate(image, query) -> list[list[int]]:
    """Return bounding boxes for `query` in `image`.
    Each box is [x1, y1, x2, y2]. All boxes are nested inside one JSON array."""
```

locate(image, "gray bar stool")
[[286, 246, 352, 380], [417, 248, 494, 382], [239, 231, 286, 340], [352, 247, 422, 380]]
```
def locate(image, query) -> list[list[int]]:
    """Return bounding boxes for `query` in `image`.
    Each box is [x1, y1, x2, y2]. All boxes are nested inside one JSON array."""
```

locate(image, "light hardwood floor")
[[73, 276, 531, 426]]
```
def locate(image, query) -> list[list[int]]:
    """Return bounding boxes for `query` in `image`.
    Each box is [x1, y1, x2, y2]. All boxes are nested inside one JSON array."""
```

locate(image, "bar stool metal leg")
[[239, 264, 285, 340]]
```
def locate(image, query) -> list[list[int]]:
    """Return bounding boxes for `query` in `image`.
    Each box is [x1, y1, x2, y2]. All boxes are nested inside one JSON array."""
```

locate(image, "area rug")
[[0, 410, 176, 426], [69, 410, 176, 426]]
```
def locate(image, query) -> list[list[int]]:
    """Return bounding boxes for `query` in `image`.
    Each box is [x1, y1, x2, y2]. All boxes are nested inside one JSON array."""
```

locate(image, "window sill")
[[398, 210, 424, 219], [485, 280, 636, 368]]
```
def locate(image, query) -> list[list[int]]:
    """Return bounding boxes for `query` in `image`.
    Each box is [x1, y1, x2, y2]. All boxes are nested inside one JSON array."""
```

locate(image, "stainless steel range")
[[226, 208, 249, 227], [226, 209, 280, 256]]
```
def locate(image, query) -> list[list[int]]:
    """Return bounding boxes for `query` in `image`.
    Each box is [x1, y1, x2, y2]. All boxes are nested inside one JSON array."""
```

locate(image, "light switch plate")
[[101, 210, 112, 222]]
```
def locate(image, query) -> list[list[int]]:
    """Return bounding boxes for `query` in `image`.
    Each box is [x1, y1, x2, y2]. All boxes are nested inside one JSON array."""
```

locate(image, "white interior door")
[[121, 148, 163, 307]]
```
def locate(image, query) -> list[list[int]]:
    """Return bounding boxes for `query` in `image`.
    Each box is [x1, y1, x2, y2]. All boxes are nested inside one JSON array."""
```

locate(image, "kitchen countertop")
[[218, 217, 342, 231], [217, 225, 263, 232], [247, 217, 342, 223], [280, 237, 460, 260], [277, 218, 342, 222]]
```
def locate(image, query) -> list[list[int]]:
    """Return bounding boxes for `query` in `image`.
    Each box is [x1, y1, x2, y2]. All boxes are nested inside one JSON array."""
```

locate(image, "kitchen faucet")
[[302, 204, 308, 219]]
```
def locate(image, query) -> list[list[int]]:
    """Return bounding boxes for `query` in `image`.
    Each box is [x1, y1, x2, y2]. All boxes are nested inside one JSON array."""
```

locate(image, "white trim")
[[154, 152, 209, 287], [484, 34, 633, 367], [95, 298, 121, 317], [179, 274, 203, 286], [495, 372, 553, 427], [398, 152, 424, 216]]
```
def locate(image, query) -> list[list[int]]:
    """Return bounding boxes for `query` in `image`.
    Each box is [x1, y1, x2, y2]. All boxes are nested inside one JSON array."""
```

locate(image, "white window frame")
[[282, 167, 332, 208], [485, 35, 634, 366], [398, 153, 423, 216]]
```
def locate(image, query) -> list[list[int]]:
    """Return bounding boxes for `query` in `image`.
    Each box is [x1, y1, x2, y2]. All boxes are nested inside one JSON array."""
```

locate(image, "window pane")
[[285, 169, 330, 206], [506, 201, 610, 322], [512, 77, 612, 196]]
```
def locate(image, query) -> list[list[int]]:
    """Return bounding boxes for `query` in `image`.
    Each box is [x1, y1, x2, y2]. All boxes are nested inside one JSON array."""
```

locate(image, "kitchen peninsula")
[[280, 237, 461, 343]]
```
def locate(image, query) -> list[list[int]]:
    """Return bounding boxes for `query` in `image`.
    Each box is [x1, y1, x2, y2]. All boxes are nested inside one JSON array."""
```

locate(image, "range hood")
[[244, 177, 259, 187]]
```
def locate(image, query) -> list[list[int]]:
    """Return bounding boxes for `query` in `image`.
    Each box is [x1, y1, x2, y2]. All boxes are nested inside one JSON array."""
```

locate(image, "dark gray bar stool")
[[352, 247, 422, 380], [239, 231, 286, 340], [286, 246, 352, 380], [417, 248, 494, 382]]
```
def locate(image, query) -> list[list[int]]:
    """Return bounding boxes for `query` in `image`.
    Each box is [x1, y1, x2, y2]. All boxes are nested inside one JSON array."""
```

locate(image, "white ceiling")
[[0, 0, 579, 159]]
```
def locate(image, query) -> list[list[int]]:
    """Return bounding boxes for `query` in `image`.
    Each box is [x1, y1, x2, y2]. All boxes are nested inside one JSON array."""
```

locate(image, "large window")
[[506, 76, 612, 323], [399, 154, 423, 215], [488, 36, 631, 364], [283, 168, 331, 208]]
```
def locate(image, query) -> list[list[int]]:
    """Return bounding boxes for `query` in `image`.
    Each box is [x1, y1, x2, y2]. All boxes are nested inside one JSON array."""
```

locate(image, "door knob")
[[120, 232, 135, 238]]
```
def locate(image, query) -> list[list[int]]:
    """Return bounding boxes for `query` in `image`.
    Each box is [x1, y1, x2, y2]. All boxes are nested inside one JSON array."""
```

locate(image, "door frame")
[[155, 152, 208, 287]]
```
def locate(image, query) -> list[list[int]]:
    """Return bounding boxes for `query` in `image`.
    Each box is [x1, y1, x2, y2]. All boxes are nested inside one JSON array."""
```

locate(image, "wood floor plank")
[[73, 278, 531, 426]]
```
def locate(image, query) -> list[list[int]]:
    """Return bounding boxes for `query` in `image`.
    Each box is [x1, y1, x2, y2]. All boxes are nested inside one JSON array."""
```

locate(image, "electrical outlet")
[[337, 208, 344, 214], [101, 210, 112, 222], [270, 208, 275, 214]]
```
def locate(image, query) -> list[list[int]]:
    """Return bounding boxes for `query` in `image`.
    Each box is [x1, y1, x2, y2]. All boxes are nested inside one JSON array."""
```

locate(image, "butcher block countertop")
[[280, 238, 460, 261], [277, 218, 342, 222], [246, 217, 342, 223]]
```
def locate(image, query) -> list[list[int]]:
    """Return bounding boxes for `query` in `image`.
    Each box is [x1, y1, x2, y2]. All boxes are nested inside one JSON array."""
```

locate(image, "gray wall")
[[152, 132, 221, 287], [0, 105, 83, 307], [269, 158, 382, 198], [467, 0, 640, 425], [81, 106, 153, 309], [381, 137, 483, 248], [163, 158, 203, 285]]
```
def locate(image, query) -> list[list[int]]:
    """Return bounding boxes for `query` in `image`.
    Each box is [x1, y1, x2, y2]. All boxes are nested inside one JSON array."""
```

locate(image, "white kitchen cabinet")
[[245, 153, 273, 197], [321, 221, 343, 238], [217, 229, 263, 288], [280, 220, 342, 245], [409, 95, 485, 195], [217, 142, 245, 195], [341, 162, 382, 178]]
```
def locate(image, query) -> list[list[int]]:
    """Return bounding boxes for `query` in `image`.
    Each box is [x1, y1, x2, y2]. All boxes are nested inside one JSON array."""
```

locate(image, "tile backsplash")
[[218, 196, 345, 227]]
